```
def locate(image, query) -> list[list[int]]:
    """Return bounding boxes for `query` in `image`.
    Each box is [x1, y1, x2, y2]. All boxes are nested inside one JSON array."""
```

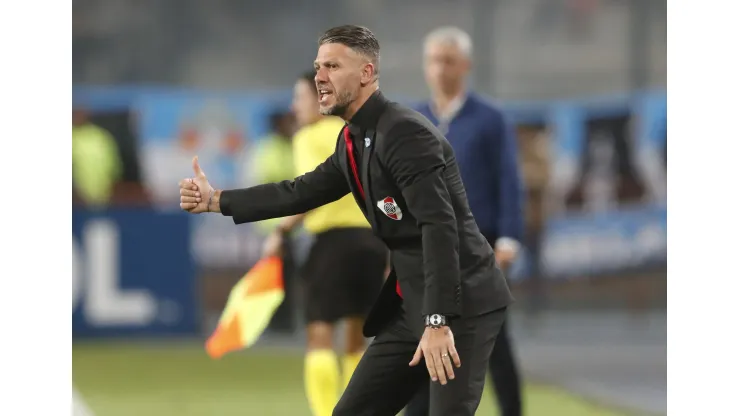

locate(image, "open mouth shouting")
[[317, 85, 334, 105]]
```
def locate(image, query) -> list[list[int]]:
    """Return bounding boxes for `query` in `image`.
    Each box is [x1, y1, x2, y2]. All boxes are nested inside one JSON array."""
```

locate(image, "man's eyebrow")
[[315, 60, 340, 67]]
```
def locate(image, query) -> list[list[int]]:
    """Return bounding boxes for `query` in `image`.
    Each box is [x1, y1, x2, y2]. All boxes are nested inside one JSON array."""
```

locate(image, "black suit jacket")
[[220, 91, 513, 337]]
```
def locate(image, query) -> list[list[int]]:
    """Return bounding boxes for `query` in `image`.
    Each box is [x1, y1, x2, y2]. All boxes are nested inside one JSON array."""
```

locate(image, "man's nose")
[[315, 68, 328, 83]]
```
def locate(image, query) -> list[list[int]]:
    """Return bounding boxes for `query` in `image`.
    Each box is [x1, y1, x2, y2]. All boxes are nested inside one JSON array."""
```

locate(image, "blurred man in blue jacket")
[[405, 26, 525, 416]]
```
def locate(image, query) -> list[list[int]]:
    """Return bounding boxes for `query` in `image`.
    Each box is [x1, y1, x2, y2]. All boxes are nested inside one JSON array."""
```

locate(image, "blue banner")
[[539, 204, 667, 278], [72, 209, 198, 337], [74, 86, 667, 279]]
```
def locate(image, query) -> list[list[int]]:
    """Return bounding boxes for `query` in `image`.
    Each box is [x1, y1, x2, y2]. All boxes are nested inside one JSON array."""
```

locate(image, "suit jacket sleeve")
[[382, 120, 461, 318], [220, 151, 350, 224], [489, 110, 524, 242]]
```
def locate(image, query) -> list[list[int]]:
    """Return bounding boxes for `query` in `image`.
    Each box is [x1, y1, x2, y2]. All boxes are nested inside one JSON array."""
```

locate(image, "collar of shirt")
[[431, 92, 467, 125], [347, 90, 388, 137]]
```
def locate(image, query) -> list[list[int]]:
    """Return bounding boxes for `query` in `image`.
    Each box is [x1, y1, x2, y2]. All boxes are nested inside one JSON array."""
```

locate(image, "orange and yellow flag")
[[205, 256, 284, 359]]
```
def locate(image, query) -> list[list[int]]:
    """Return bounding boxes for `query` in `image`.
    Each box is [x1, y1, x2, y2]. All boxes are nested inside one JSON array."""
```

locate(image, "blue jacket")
[[416, 93, 524, 241]]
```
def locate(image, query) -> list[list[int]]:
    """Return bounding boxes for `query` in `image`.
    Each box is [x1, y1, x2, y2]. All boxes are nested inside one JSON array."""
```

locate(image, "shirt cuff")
[[494, 237, 520, 253]]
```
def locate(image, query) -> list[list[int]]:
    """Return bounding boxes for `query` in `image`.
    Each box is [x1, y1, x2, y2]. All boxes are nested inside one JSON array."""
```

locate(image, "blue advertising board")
[[73, 86, 667, 280], [539, 204, 667, 279], [72, 209, 198, 337]]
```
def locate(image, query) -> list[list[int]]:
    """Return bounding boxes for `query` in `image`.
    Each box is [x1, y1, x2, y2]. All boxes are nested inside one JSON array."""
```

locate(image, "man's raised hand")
[[179, 156, 215, 214]]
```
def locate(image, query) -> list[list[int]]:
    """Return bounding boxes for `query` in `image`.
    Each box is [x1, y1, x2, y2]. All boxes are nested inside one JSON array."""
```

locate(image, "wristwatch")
[[424, 314, 447, 329]]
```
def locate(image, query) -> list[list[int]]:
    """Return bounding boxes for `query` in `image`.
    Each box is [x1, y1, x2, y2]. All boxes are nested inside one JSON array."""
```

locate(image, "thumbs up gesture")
[[179, 156, 216, 213]]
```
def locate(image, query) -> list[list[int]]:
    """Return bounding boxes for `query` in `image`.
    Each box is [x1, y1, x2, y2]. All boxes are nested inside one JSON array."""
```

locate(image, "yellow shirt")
[[72, 124, 123, 207], [293, 117, 370, 234], [251, 135, 295, 233]]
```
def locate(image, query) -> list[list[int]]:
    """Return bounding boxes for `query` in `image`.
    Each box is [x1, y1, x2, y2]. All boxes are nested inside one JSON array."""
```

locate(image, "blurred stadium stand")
[[72, 1, 666, 415], [72, 0, 665, 99]]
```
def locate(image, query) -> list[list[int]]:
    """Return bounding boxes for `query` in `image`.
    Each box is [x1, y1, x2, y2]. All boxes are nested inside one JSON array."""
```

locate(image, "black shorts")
[[302, 227, 388, 323]]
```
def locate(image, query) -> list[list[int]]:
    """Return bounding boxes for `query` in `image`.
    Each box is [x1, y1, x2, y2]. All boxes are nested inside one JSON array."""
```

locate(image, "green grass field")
[[73, 343, 636, 416]]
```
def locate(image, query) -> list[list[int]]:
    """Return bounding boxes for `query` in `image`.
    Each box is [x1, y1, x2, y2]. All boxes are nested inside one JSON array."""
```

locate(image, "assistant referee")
[[261, 71, 388, 416]]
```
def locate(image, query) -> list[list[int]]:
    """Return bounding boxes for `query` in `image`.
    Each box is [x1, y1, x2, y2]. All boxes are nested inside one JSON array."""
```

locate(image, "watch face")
[[429, 314, 443, 326]]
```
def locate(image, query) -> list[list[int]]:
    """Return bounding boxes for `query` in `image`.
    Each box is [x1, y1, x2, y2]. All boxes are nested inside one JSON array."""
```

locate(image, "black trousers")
[[404, 236, 523, 416], [333, 307, 506, 416], [404, 319, 522, 416]]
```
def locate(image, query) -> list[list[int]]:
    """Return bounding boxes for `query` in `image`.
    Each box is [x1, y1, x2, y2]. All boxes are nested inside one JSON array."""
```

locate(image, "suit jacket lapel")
[[340, 125, 368, 215], [361, 128, 380, 230]]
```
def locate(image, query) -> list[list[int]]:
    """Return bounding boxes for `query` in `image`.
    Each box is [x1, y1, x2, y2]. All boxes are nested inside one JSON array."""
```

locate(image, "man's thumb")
[[409, 345, 422, 366], [192, 156, 205, 177]]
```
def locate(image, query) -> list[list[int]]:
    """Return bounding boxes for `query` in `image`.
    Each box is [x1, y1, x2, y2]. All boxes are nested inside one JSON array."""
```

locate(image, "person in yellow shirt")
[[250, 111, 297, 235], [72, 109, 123, 208], [262, 72, 387, 416]]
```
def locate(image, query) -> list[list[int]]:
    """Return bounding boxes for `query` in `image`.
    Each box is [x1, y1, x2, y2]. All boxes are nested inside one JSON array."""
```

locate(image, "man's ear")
[[360, 63, 376, 86]]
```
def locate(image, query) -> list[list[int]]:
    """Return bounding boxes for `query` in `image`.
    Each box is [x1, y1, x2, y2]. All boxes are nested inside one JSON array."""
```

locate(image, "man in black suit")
[[178, 25, 513, 416]]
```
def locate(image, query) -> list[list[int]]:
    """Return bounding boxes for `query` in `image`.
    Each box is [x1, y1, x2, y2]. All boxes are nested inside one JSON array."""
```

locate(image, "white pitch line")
[[72, 386, 96, 416]]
